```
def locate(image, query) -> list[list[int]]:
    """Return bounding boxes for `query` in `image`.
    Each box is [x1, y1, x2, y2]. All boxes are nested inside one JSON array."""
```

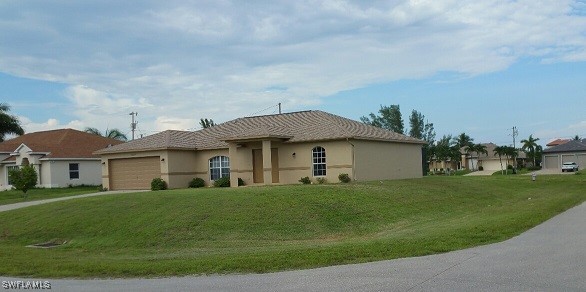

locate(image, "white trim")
[[39, 158, 100, 161]]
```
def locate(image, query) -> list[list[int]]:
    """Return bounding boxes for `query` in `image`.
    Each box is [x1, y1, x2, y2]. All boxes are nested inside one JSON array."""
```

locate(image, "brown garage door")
[[109, 157, 161, 190]]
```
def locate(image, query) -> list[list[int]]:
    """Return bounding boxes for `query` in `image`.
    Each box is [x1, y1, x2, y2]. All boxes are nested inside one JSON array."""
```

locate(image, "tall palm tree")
[[493, 145, 507, 174], [468, 143, 488, 171], [503, 146, 517, 174], [84, 127, 128, 141], [199, 118, 215, 129], [0, 103, 25, 142], [521, 135, 540, 167]]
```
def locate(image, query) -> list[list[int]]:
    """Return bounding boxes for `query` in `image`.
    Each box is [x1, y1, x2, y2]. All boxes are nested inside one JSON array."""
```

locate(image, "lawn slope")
[[0, 175, 584, 278]]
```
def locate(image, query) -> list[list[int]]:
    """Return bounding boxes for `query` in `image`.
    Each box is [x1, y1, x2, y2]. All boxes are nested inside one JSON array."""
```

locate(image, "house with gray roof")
[[542, 139, 586, 171], [95, 110, 425, 190]]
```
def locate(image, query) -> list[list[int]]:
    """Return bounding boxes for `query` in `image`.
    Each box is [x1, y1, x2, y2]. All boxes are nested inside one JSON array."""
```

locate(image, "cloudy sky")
[[1, 0, 585, 146]]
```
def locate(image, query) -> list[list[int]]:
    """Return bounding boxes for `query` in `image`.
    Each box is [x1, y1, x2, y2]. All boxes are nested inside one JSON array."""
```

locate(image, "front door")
[[253, 149, 264, 183]]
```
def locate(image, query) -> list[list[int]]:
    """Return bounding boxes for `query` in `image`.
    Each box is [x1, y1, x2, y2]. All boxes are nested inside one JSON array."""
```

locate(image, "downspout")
[[346, 138, 355, 181]]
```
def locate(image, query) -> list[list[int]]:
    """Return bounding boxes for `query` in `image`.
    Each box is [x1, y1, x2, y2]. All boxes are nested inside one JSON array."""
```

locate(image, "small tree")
[[8, 165, 38, 198]]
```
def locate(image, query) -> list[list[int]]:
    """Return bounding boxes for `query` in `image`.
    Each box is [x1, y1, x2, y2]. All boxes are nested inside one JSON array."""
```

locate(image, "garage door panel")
[[543, 155, 559, 169], [109, 157, 160, 190]]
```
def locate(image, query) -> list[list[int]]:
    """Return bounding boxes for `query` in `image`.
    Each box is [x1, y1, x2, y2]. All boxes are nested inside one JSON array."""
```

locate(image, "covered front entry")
[[253, 148, 279, 183], [109, 157, 161, 190]]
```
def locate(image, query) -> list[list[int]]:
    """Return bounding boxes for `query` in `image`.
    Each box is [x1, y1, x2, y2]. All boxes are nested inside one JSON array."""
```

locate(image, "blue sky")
[[1, 0, 585, 147]]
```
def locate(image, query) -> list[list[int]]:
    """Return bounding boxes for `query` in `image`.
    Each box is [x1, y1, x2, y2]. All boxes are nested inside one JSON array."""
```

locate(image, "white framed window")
[[209, 156, 230, 181], [312, 146, 326, 176], [6, 165, 19, 185], [69, 163, 80, 180]]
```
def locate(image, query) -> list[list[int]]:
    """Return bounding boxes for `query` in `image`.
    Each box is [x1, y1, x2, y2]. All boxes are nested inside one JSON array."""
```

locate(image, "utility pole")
[[511, 126, 518, 169], [129, 112, 138, 140]]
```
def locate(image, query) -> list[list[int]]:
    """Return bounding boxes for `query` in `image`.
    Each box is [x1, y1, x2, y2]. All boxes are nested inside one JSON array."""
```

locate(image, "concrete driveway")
[[2, 201, 584, 291]]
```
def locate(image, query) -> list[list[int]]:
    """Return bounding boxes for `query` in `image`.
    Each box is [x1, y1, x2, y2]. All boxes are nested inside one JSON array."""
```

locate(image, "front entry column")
[[228, 143, 239, 188], [262, 140, 272, 185]]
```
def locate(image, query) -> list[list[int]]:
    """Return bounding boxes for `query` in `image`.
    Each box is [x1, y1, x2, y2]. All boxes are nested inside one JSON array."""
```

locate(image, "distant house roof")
[[546, 138, 571, 147], [96, 110, 425, 154], [0, 129, 124, 161], [543, 139, 586, 153]]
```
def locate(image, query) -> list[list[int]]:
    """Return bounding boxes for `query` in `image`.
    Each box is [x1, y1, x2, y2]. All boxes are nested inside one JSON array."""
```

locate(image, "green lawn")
[[0, 186, 100, 206], [0, 175, 584, 278]]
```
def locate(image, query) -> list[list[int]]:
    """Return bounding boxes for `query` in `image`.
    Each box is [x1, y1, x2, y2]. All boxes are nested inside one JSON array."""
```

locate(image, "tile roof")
[[96, 110, 425, 154], [546, 138, 570, 147], [0, 128, 124, 160], [543, 139, 586, 153]]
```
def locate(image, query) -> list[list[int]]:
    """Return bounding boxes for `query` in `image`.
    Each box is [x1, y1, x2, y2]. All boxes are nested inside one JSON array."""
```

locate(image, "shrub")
[[338, 173, 351, 183], [299, 177, 311, 184], [213, 177, 231, 187], [316, 177, 327, 184], [238, 178, 245, 186], [478, 166, 484, 171], [8, 165, 38, 198], [189, 178, 205, 188], [150, 178, 167, 191], [527, 166, 541, 171], [507, 164, 514, 170]]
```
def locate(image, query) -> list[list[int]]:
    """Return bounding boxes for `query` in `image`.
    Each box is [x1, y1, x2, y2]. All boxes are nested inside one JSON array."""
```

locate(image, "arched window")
[[312, 146, 326, 176], [209, 156, 230, 181]]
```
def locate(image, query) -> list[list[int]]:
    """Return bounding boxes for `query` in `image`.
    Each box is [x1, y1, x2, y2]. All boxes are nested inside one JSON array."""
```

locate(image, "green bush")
[[478, 166, 484, 171], [299, 177, 311, 184], [189, 178, 205, 188], [527, 166, 541, 171], [238, 178, 245, 186], [316, 177, 327, 184], [338, 173, 351, 183], [8, 165, 38, 198], [151, 178, 167, 191], [507, 164, 514, 170], [213, 177, 231, 187]]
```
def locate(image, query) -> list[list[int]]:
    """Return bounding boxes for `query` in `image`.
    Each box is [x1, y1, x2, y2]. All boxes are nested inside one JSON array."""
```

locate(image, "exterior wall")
[[354, 140, 422, 181], [43, 160, 102, 188], [99, 139, 423, 189], [167, 149, 229, 188], [277, 141, 354, 184], [543, 152, 586, 170]]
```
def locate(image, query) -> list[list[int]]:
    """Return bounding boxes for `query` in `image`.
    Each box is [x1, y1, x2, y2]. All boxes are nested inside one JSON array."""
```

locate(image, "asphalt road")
[[2, 202, 584, 291]]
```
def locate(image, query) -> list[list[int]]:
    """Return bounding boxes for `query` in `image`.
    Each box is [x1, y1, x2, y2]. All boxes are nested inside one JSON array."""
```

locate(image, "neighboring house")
[[465, 143, 526, 171], [0, 129, 124, 190], [95, 110, 425, 190], [542, 139, 586, 170], [428, 143, 526, 172]]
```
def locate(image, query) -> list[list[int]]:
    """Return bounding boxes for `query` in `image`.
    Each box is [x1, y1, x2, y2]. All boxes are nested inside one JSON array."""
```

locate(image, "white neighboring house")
[[0, 129, 124, 190]]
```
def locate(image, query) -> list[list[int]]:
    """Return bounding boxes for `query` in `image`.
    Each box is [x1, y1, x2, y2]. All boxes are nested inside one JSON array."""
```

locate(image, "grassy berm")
[[0, 175, 584, 278]]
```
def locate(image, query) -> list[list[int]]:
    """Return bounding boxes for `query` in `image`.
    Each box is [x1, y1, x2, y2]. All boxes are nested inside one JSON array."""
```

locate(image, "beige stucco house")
[[95, 110, 425, 190], [0, 129, 123, 190], [542, 139, 586, 170]]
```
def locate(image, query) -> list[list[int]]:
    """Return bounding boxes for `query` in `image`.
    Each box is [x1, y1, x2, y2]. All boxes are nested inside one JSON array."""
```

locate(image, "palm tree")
[[0, 103, 25, 142], [84, 127, 128, 141], [521, 135, 540, 167], [503, 146, 517, 174], [199, 118, 215, 129], [493, 145, 507, 174], [467, 143, 488, 171], [455, 132, 474, 149]]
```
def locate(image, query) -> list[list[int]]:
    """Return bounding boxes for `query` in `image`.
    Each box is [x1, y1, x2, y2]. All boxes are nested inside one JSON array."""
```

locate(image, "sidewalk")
[[0, 190, 148, 213]]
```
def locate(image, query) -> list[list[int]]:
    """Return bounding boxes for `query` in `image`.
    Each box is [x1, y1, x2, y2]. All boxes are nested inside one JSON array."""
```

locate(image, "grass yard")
[[0, 175, 584, 278], [0, 186, 100, 206]]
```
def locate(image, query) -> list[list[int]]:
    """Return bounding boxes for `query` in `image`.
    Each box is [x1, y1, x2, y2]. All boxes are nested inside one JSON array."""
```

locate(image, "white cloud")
[[1, 1, 585, 134], [20, 116, 84, 133]]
